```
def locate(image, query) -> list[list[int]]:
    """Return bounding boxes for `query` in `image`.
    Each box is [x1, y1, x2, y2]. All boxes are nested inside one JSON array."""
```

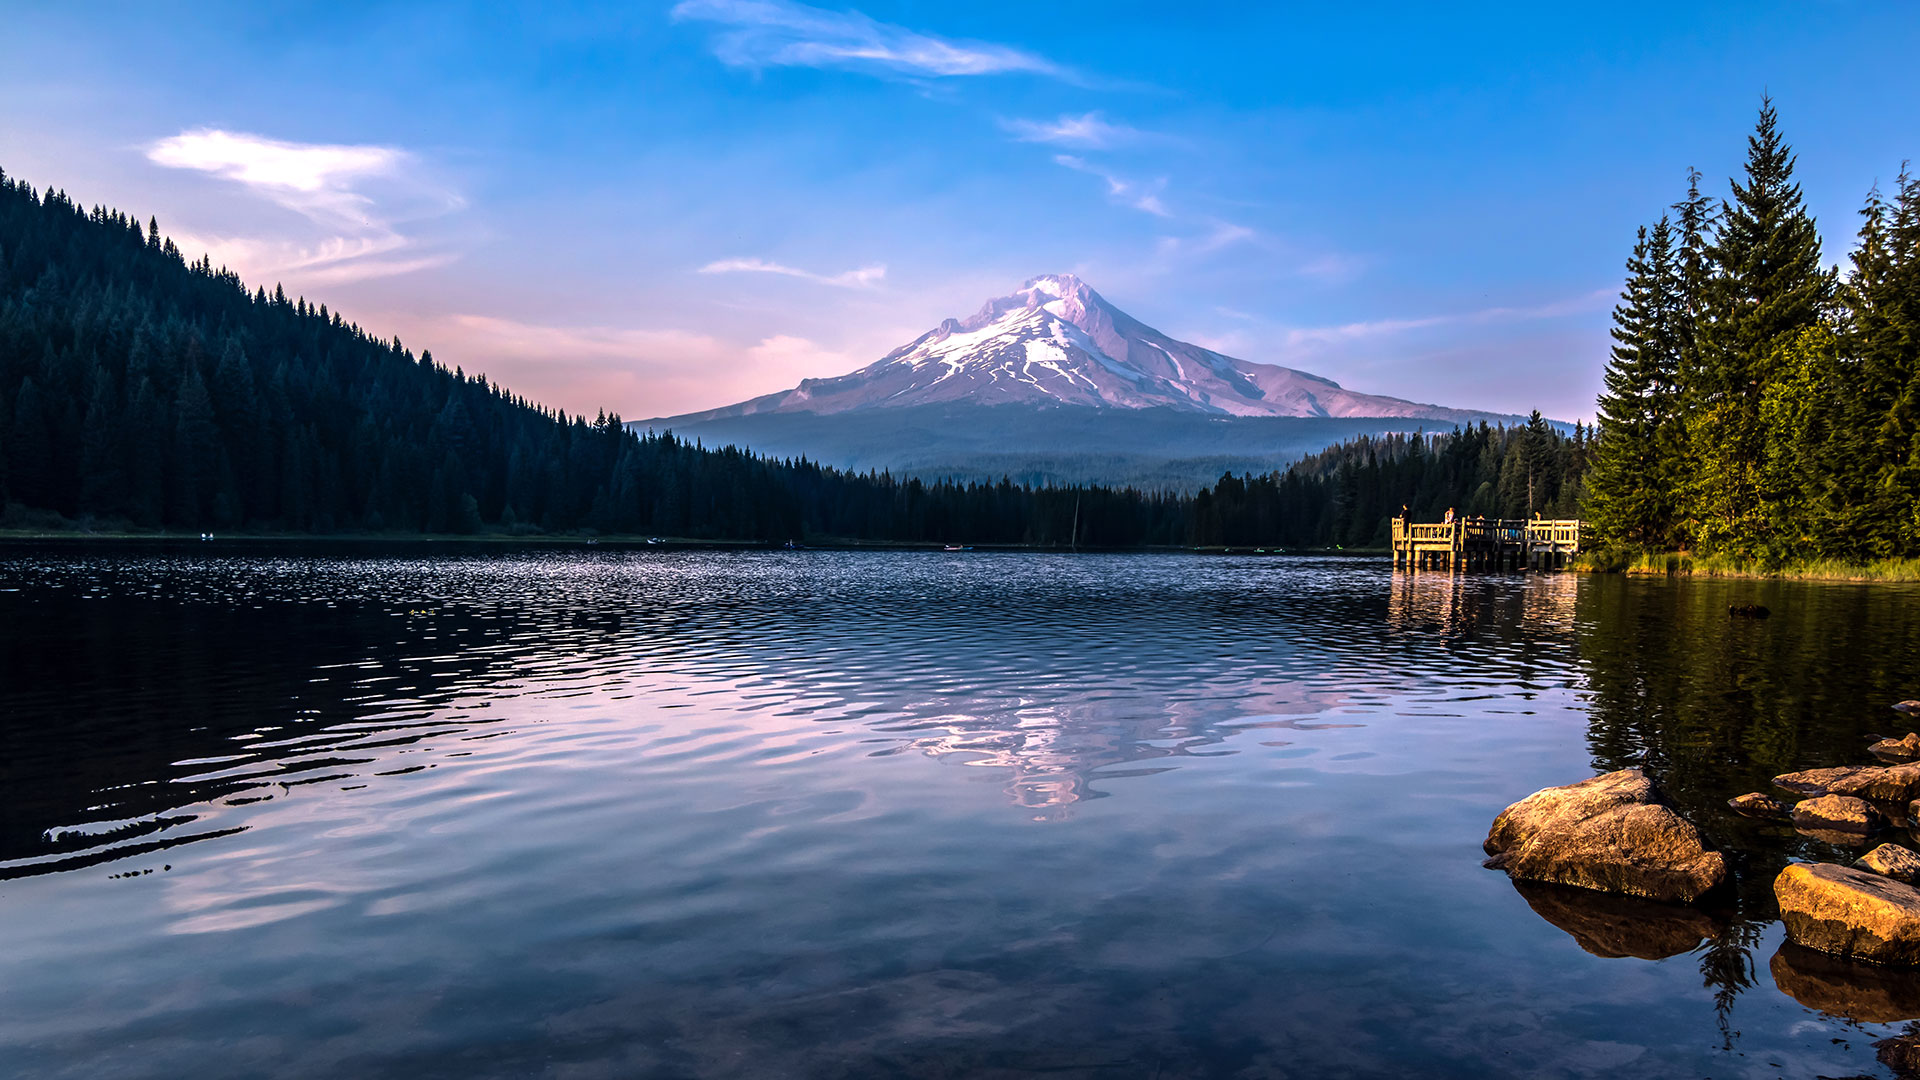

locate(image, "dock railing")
[[1390, 515, 1585, 571]]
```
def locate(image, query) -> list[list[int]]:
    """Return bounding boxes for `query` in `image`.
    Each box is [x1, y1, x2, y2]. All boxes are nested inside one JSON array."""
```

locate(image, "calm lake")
[[4, 547, 1920, 1078]]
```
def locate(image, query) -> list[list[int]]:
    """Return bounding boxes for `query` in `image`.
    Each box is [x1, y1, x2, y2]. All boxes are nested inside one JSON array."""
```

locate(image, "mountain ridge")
[[651, 274, 1495, 426]]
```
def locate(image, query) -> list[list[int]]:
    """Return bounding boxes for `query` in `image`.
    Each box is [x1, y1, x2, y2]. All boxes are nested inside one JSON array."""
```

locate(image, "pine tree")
[[1687, 98, 1831, 557], [124, 378, 167, 528], [169, 366, 221, 527], [7, 376, 52, 508], [1850, 167, 1920, 556], [1759, 324, 1845, 560], [78, 365, 125, 516], [1588, 218, 1684, 548]]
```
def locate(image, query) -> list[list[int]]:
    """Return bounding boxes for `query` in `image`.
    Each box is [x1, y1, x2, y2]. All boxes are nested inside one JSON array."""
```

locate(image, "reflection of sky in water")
[[3, 549, 1920, 1077]]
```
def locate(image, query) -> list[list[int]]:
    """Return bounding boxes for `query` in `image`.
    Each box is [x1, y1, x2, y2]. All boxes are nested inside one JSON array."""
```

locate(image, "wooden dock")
[[1390, 516, 1586, 571]]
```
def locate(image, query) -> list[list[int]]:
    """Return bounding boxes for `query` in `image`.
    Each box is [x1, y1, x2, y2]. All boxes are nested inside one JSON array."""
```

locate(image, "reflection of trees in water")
[[0, 591, 609, 877], [1568, 575, 1920, 1035], [1700, 918, 1762, 1049]]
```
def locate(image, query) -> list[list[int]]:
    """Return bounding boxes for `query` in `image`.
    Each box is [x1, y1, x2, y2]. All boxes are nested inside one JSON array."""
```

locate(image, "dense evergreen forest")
[[1587, 99, 1920, 563], [0, 164, 1579, 548], [1195, 416, 1587, 548]]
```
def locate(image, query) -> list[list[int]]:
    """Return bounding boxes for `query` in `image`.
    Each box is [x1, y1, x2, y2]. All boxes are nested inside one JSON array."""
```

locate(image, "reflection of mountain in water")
[[900, 705, 1361, 817], [2, 549, 1450, 871], [11, 547, 1920, 1071]]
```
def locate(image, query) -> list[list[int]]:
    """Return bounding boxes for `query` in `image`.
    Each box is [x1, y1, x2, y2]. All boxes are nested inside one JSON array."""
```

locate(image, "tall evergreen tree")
[[1686, 98, 1831, 557], [78, 365, 125, 516], [1587, 219, 1684, 548], [7, 376, 52, 509], [169, 365, 221, 527]]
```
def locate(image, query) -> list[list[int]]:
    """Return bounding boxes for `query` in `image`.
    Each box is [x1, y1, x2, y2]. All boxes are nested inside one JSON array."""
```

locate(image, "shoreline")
[[1577, 550, 1920, 583], [0, 529, 1376, 556]]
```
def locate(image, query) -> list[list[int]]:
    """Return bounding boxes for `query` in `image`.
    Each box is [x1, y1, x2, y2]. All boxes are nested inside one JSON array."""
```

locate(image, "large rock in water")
[[1776, 863, 1920, 964], [1483, 769, 1726, 903]]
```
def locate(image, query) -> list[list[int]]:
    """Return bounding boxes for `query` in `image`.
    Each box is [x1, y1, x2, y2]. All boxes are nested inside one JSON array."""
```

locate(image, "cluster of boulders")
[[1484, 726, 1920, 967], [1726, 746, 1920, 965]]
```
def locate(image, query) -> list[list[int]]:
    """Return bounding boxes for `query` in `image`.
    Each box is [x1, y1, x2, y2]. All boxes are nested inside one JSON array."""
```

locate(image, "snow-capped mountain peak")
[[662, 275, 1485, 423]]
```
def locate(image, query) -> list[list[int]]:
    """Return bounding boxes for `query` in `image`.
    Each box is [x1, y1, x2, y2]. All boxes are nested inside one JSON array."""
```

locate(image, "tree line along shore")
[[0, 99, 1913, 575], [0, 163, 1582, 551]]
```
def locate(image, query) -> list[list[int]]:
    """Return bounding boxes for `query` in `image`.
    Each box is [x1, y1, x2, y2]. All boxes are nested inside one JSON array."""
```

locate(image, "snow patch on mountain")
[[658, 274, 1489, 424]]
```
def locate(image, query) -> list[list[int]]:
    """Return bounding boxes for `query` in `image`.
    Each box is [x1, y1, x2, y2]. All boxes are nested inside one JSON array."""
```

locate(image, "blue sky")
[[3, 2, 1917, 421]]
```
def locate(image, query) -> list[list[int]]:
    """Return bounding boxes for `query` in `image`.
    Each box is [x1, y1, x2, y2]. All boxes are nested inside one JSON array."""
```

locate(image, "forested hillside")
[[1587, 99, 1920, 563], [0, 166, 1576, 548], [1194, 416, 1587, 548]]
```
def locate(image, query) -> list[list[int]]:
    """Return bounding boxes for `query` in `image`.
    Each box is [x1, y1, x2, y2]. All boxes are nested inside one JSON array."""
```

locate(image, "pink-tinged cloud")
[[146, 128, 462, 286], [380, 313, 857, 421]]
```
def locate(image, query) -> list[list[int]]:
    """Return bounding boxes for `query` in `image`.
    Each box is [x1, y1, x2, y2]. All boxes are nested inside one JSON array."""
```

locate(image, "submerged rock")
[[1728, 791, 1789, 818], [1861, 845, 1920, 885], [1774, 766, 1871, 797], [1800, 828, 1880, 848], [1728, 603, 1771, 618], [1793, 794, 1883, 835], [1514, 880, 1717, 960], [1483, 769, 1726, 903], [1776, 862, 1920, 964], [1771, 943, 1920, 1023], [1874, 733, 1920, 764]]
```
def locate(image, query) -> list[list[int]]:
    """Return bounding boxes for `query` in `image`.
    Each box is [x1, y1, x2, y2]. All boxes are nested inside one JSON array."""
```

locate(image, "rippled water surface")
[[6, 546, 1920, 1077]]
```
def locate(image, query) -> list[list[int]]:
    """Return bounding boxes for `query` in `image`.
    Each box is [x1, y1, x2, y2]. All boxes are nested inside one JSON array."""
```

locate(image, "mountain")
[[669, 274, 1489, 422], [640, 275, 1525, 487]]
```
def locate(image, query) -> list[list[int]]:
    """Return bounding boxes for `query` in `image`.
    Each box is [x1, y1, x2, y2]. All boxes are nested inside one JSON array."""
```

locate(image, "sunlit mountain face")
[[637, 275, 1524, 488], [661, 274, 1491, 422]]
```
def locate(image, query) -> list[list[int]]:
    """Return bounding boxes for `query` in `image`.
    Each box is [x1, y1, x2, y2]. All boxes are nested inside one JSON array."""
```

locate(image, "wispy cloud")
[[1052, 154, 1169, 217], [1281, 290, 1613, 348], [699, 256, 886, 288], [146, 128, 461, 285], [1193, 221, 1256, 253], [1296, 252, 1365, 283], [1001, 111, 1142, 148], [672, 0, 1064, 80], [148, 130, 401, 221]]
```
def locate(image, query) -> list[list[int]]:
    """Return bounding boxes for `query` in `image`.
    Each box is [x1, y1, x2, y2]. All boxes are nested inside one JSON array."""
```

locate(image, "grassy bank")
[[1576, 549, 1920, 582]]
